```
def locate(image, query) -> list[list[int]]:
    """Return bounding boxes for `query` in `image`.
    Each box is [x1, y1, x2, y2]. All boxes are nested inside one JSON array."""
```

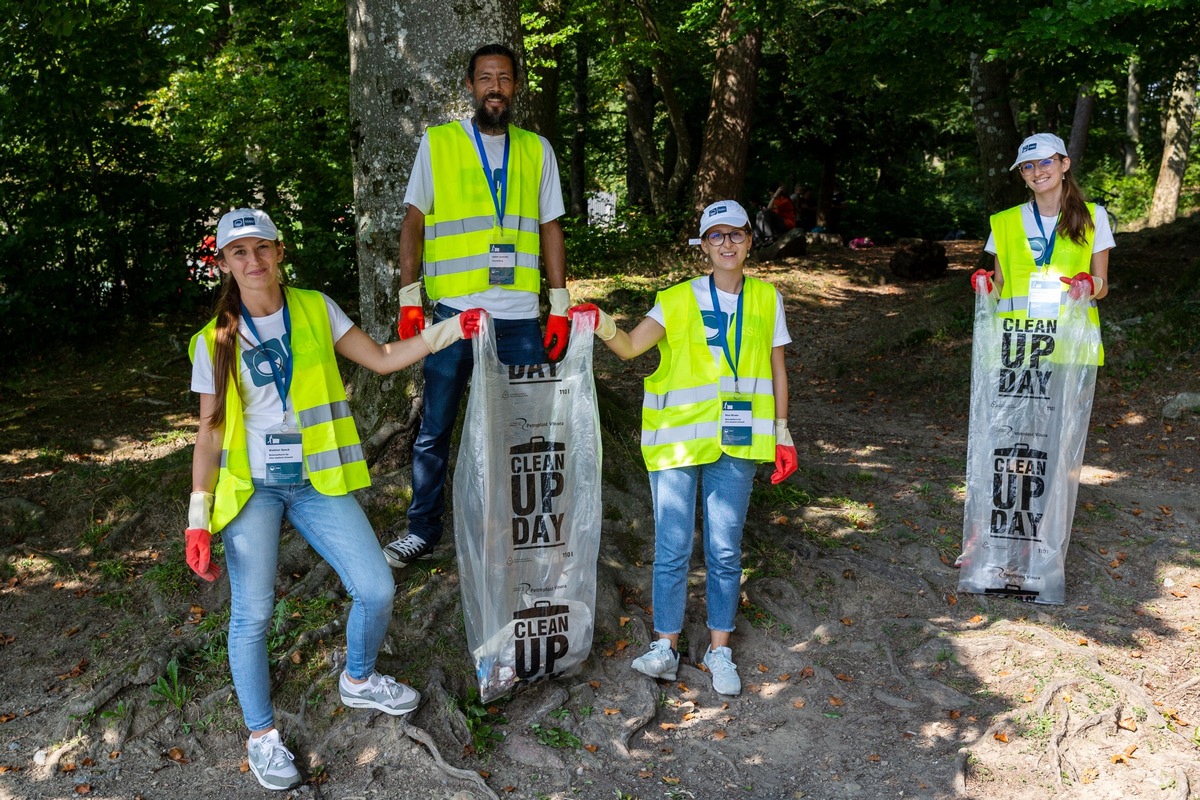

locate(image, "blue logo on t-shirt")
[[701, 308, 736, 347], [242, 334, 291, 388], [1028, 236, 1048, 266]]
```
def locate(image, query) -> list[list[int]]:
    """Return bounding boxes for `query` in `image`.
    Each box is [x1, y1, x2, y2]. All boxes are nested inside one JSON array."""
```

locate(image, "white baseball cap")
[[216, 208, 279, 250], [1010, 133, 1067, 171], [698, 200, 750, 237]]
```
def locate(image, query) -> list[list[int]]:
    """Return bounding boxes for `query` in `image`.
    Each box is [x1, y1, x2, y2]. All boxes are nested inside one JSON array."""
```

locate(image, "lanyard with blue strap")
[[239, 296, 293, 414], [709, 275, 752, 446], [1027, 201, 1064, 319], [240, 295, 303, 484], [473, 122, 515, 285]]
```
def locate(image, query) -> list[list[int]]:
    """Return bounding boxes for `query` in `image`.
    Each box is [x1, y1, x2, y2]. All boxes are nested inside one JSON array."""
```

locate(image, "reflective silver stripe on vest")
[[298, 400, 353, 428], [640, 418, 773, 447], [718, 375, 774, 397], [996, 295, 1096, 313], [643, 384, 719, 411], [220, 449, 229, 469], [307, 444, 365, 473], [425, 213, 541, 240], [426, 251, 541, 276]]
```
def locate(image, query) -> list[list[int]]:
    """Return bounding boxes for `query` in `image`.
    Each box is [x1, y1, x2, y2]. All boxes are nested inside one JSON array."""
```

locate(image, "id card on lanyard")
[[241, 298, 304, 485], [1029, 202, 1062, 320], [709, 277, 751, 446], [473, 123, 517, 286]]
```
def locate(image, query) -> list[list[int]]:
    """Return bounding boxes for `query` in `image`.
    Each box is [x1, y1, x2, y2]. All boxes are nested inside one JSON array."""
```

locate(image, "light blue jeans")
[[222, 480, 395, 731], [648, 454, 757, 636]]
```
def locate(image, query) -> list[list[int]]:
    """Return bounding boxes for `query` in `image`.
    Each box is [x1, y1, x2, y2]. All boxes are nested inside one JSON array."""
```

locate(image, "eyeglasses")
[[704, 229, 748, 246], [1019, 157, 1059, 174]]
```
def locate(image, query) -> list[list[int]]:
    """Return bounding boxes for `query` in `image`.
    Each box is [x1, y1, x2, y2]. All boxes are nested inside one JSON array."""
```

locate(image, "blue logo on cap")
[[709, 205, 727, 216], [1020, 143, 1036, 154], [232, 216, 256, 228]]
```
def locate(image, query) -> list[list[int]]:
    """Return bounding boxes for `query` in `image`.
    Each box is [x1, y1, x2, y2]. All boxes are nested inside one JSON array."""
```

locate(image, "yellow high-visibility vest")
[[189, 287, 370, 532], [992, 203, 1104, 365], [641, 277, 778, 471], [423, 122, 543, 300]]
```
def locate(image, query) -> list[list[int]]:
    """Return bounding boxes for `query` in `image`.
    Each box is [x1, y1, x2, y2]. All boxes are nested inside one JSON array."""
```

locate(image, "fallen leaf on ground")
[[757, 664, 768, 673], [676, 682, 689, 692], [994, 732, 1009, 743], [840, 617, 854, 626], [713, 729, 726, 740], [619, 616, 630, 626], [829, 696, 844, 707], [662, 776, 681, 785], [866, 754, 881, 762], [614, 639, 629, 651], [1170, 591, 1188, 598], [1077, 637, 1089, 646], [778, 673, 790, 681], [166, 747, 188, 764], [239, 760, 250, 773], [800, 666, 814, 679], [968, 615, 983, 623], [74, 785, 91, 795], [1111, 744, 1138, 764], [502, 786, 516, 793], [1081, 767, 1099, 784], [603, 707, 621, 715], [80, 758, 93, 767], [0, 766, 20, 773], [64, 626, 80, 638], [589, 680, 601, 689], [948, 710, 961, 720], [1118, 717, 1137, 731], [0, 714, 15, 724], [836, 673, 854, 682], [638, 770, 653, 779], [660, 721, 678, 731], [61, 763, 77, 773], [792, 698, 807, 709], [682, 712, 697, 722], [946, 593, 958, 606], [56, 657, 89, 680], [584, 744, 598, 753], [290, 651, 301, 664]]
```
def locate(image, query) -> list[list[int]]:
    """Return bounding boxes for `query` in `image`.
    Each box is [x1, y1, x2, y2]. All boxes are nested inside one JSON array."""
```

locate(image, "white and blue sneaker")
[[631, 638, 679, 681], [702, 645, 742, 696], [246, 729, 302, 791]]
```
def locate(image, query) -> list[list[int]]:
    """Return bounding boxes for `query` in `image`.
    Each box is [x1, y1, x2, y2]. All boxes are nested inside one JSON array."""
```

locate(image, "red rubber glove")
[[397, 306, 425, 340], [185, 528, 220, 582], [771, 420, 798, 484], [970, 269, 994, 295], [459, 308, 484, 339], [567, 303, 599, 327], [544, 288, 571, 361], [1059, 271, 1094, 300]]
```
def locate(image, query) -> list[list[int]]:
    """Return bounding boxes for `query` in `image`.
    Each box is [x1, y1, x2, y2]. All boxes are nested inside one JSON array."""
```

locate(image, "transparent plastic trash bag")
[[958, 284, 1101, 605], [453, 314, 602, 700]]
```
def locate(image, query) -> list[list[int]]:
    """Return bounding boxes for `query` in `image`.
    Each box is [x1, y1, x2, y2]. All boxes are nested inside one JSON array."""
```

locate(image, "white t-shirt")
[[191, 293, 354, 480], [647, 276, 792, 369], [405, 119, 565, 319], [984, 203, 1115, 261]]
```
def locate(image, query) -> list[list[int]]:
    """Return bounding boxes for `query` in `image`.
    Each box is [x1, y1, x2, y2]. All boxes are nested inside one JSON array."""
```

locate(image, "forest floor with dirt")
[[1, 216, 1199, 800]]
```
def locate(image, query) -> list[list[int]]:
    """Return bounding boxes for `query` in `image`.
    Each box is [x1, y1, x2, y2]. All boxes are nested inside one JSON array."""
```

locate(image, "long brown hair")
[[206, 273, 243, 430], [1057, 168, 1094, 246]]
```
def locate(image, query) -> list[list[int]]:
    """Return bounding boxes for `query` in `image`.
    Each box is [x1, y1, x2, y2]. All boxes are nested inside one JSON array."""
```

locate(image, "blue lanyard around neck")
[[708, 274, 745, 392], [1031, 200, 1059, 268], [239, 295, 292, 413], [472, 122, 510, 230]]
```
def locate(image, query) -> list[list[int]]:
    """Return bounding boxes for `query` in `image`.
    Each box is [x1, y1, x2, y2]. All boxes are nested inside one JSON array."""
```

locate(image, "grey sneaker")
[[246, 729, 302, 791], [382, 533, 434, 568], [703, 645, 742, 696], [631, 638, 679, 681], [339, 671, 420, 715]]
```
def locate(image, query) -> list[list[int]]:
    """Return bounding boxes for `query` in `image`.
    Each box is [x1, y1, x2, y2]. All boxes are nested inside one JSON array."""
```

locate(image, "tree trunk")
[[1067, 82, 1095, 168], [622, 0, 693, 214], [691, 0, 761, 215], [345, 0, 520, 432], [968, 53, 1027, 219], [524, 0, 562, 139], [569, 38, 588, 220], [1148, 55, 1199, 228], [1124, 56, 1141, 175], [623, 65, 655, 211]]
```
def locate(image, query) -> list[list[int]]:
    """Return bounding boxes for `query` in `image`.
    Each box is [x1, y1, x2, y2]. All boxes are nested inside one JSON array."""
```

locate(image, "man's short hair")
[[467, 43, 520, 82]]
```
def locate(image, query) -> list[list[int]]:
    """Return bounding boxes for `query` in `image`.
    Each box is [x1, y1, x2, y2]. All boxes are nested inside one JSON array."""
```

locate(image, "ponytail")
[[207, 275, 242, 430], [1058, 170, 1094, 246]]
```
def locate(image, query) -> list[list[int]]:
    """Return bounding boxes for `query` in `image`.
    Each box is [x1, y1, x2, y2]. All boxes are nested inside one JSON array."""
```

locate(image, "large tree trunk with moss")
[[344, 0, 520, 436], [691, 0, 761, 216], [969, 53, 1027, 221], [1148, 55, 1198, 228]]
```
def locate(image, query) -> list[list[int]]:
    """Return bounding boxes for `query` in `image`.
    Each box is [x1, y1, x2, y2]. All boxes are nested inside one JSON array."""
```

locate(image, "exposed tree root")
[[954, 748, 970, 797], [401, 719, 500, 800]]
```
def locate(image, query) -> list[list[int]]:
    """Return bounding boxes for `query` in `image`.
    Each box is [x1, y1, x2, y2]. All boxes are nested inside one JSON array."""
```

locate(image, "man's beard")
[[473, 94, 512, 134]]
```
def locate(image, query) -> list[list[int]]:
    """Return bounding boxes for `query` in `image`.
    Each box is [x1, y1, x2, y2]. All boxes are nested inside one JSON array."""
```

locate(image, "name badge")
[[1027, 273, 1061, 320], [489, 243, 516, 285], [720, 400, 753, 446], [264, 431, 303, 485]]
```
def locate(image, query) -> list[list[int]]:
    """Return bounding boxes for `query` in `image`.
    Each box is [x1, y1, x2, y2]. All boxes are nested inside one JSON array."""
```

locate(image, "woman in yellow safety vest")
[[186, 208, 482, 791], [570, 200, 798, 696], [973, 132, 1113, 317]]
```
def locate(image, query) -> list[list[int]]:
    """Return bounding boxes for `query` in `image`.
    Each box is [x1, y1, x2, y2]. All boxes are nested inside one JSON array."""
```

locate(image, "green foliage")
[[150, 658, 192, 711], [457, 689, 508, 756], [529, 722, 582, 749], [562, 211, 685, 275]]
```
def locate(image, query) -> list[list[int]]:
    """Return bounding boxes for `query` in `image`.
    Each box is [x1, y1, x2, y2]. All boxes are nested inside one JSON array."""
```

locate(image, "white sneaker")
[[703, 645, 741, 696], [382, 533, 434, 568], [246, 729, 301, 791], [339, 671, 420, 715], [631, 638, 679, 681]]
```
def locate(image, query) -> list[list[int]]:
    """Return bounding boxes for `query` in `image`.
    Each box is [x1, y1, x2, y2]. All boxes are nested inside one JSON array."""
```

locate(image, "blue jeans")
[[648, 454, 757, 635], [406, 304, 544, 546], [222, 480, 395, 731]]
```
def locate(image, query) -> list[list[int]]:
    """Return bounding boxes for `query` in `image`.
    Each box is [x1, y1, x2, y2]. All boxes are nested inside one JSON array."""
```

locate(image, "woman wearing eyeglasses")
[[974, 132, 1114, 304], [567, 200, 797, 696]]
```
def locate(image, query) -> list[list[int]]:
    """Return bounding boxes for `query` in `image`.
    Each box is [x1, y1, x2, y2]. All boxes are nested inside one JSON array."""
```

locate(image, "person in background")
[[568, 200, 798, 697], [384, 42, 569, 569], [769, 184, 796, 230], [187, 208, 482, 790]]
